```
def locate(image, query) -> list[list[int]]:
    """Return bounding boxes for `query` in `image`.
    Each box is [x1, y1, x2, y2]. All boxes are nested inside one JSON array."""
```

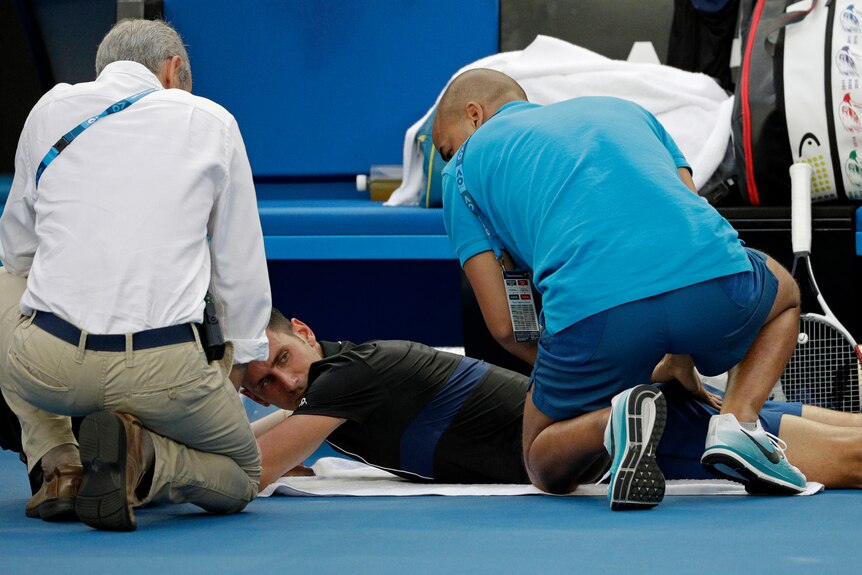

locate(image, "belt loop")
[[125, 333, 134, 368], [23, 311, 36, 328], [75, 329, 87, 364], [191, 323, 204, 354]]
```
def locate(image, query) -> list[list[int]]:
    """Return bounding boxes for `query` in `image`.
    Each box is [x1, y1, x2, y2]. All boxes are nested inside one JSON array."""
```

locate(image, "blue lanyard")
[[35, 87, 158, 187], [454, 139, 504, 260]]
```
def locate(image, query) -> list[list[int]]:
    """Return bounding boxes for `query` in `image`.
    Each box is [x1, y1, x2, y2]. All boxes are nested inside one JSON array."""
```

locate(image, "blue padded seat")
[[258, 199, 454, 260], [258, 199, 446, 236], [0, 177, 455, 260]]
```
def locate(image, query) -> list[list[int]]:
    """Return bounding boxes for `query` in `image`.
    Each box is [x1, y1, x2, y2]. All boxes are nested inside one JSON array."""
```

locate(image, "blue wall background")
[[160, 1, 501, 346], [2, 1, 501, 346], [164, 0, 499, 178]]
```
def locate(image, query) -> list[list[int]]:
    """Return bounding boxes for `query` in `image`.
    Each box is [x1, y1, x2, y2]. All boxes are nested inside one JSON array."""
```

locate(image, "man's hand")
[[651, 354, 722, 410]]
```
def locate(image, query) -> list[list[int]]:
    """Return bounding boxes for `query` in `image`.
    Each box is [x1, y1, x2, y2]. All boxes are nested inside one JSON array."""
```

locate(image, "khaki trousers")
[[0, 269, 260, 514]]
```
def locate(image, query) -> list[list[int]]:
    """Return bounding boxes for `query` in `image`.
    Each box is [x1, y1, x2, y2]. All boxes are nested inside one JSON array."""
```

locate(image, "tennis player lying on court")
[[240, 310, 862, 492]]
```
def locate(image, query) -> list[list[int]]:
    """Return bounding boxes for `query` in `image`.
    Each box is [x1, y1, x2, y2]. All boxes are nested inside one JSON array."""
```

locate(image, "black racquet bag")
[[733, 0, 862, 204]]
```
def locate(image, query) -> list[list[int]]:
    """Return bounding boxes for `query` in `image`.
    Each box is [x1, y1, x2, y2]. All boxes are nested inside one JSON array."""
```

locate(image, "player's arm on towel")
[[255, 413, 345, 489]]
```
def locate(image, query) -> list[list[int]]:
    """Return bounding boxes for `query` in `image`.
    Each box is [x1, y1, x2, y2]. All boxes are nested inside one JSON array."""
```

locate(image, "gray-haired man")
[[0, 19, 271, 531]]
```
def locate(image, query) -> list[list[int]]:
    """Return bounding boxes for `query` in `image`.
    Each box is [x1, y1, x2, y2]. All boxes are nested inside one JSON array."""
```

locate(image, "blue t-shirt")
[[442, 97, 751, 335]]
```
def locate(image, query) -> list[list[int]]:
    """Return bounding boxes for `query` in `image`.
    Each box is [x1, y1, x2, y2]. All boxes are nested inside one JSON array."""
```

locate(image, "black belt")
[[32, 312, 196, 352]]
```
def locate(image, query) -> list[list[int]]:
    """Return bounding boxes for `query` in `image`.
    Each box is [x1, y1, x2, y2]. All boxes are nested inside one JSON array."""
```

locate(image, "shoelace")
[[597, 468, 611, 485], [763, 430, 788, 460]]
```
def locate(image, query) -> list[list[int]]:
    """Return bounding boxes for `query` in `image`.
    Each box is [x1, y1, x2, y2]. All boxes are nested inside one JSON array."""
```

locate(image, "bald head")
[[432, 69, 527, 162], [437, 69, 526, 119]]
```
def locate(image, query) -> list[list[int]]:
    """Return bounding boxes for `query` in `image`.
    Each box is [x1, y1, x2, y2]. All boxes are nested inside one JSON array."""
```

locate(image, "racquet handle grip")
[[790, 162, 813, 254]]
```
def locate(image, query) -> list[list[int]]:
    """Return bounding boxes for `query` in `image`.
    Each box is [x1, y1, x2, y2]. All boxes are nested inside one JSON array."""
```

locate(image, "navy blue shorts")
[[655, 382, 802, 479], [530, 248, 778, 420]]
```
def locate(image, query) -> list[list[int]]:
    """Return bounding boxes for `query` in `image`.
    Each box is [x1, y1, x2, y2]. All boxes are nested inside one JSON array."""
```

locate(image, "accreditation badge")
[[502, 270, 540, 343]]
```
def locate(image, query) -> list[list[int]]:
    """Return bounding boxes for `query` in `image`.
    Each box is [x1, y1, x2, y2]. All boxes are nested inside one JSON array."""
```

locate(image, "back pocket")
[[717, 271, 756, 309]]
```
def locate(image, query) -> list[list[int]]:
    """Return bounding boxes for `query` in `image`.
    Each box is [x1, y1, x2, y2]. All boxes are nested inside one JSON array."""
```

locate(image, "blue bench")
[[0, 177, 456, 261], [5, 176, 862, 345], [3, 178, 860, 261], [0, 176, 464, 345], [2, 178, 861, 261], [259, 198, 453, 261]]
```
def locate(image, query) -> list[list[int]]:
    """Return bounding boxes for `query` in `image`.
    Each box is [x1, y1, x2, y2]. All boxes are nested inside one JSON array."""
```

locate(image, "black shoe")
[[75, 411, 147, 531]]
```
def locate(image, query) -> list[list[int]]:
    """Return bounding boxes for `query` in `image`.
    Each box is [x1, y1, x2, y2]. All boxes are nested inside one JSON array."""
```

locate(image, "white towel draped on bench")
[[387, 35, 734, 206]]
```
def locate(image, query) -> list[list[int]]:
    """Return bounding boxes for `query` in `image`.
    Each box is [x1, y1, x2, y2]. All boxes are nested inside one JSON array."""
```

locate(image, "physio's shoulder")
[[547, 95, 644, 118]]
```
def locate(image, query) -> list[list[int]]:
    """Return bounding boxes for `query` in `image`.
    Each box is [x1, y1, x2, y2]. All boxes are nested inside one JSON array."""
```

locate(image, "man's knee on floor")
[[525, 446, 606, 495], [198, 487, 257, 515], [526, 462, 577, 495]]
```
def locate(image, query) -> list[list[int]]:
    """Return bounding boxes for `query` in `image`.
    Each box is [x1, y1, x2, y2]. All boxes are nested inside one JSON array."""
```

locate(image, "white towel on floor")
[[386, 35, 734, 206], [259, 457, 824, 498]]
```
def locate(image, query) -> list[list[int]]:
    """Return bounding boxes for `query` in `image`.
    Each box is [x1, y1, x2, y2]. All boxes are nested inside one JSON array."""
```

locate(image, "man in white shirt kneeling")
[[0, 19, 271, 532]]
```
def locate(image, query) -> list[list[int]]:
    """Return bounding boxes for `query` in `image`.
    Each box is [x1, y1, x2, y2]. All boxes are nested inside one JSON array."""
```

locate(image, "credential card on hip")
[[503, 270, 540, 343]]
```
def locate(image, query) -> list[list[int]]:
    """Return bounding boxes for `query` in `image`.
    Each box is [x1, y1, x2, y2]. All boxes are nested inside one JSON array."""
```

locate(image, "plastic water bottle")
[[356, 165, 402, 202]]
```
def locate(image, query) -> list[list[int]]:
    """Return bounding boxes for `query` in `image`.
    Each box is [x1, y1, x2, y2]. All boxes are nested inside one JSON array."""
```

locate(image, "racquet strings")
[[781, 315, 860, 412]]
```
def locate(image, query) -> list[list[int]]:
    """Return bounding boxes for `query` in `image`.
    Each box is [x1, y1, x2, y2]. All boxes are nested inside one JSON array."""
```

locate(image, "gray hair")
[[95, 19, 191, 89]]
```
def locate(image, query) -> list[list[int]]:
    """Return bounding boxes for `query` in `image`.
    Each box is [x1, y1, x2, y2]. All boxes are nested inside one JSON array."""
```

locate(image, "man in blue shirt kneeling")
[[432, 68, 805, 509]]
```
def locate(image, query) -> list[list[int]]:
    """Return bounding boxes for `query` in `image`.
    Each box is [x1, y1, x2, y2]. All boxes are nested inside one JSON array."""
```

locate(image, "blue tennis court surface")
[[1, 449, 860, 574]]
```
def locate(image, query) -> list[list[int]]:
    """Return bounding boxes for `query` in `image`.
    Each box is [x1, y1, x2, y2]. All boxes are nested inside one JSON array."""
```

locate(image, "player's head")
[[432, 69, 527, 162], [96, 19, 192, 91], [239, 309, 323, 410]]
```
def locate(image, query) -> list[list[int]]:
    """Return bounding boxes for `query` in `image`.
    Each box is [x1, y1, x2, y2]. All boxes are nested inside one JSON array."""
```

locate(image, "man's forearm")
[[251, 409, 292, 437], [498, 337, 538, 365], [678, 167, 697, 194]]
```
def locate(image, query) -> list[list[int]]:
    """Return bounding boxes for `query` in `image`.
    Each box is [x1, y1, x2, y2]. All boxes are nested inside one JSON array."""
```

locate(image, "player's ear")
[[240, 387, 270, 407], [290, 318, 316, 345]]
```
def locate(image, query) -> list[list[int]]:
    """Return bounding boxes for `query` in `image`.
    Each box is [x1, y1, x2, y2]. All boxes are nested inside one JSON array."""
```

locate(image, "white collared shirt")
[[0, 61, 270, 364]]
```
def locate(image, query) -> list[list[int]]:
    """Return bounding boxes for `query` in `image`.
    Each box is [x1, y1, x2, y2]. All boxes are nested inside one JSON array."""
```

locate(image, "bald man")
[[432, 69, 806, 509]]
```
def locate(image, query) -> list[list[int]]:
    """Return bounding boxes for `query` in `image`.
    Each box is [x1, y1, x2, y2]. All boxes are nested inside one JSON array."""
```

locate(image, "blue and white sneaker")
[[701, 413, 807, 495], [603, 384, 667, 510]]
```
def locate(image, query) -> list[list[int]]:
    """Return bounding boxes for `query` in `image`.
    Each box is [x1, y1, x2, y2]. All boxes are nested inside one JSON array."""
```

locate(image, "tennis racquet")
[[778, 163, 861, 411]]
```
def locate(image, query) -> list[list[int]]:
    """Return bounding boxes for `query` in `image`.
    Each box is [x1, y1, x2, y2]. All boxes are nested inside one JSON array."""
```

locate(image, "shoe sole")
[[609, 385, 667, 511], [75, 411, 137, 531], [36, 498, 78, 522], [701, 449, 806, 495]]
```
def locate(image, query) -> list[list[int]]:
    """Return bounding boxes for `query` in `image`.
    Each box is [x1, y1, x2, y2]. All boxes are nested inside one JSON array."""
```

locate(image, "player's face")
[[242, 327, 322, 410]]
